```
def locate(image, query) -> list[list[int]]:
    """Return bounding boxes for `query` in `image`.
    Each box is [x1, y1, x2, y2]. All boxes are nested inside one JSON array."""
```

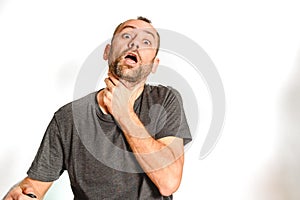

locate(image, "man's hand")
[[101, 73, 185, 196], [3, 185, 38, 200], [3, 177, 52, 200], [103, 73, 145, 120]]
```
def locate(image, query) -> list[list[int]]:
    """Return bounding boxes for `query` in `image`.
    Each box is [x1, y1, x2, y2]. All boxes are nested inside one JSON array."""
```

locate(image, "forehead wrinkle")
[[119, 25, 136, 32], [119, 25, 156, 40], [143, 29, 155, 40]]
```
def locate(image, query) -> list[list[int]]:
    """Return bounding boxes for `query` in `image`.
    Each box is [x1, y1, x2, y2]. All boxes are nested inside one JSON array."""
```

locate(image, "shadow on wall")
[[255, 49, 300, 200]]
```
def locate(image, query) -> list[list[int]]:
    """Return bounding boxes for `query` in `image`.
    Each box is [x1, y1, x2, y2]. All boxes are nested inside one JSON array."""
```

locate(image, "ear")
[[103, 44, 111, 60], [151, 57, 160, 73]]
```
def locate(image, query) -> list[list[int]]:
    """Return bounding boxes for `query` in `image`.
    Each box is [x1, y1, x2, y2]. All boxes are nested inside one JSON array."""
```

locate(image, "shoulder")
[[53, 91, 98, 122], [144, 84, 183, 104], [145, 84, 181, 98]]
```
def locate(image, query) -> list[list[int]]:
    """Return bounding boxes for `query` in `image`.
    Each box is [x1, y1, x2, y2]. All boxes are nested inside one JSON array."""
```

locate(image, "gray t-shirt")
[[27, 84, 192, 200]]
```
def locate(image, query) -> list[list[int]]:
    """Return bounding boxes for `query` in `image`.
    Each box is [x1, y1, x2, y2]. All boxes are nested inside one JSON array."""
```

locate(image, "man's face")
[[104, 20, 159, 83]]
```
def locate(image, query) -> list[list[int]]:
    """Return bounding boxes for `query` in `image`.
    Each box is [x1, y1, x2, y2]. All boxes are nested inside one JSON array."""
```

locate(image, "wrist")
[[118, 107, 136, 125], [118, 112, 151, 139]]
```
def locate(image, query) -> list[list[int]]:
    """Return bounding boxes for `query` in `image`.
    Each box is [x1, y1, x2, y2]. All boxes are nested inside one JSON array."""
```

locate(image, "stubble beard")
[[109, 56, 153, 84]]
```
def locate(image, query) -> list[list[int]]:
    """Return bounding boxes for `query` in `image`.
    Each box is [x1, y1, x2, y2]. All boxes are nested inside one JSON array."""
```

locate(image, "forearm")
[[118, 112, 184, 196], [120, 116, 179, 170], [130, 137, 184, 196], [102, 75, 185, 195]]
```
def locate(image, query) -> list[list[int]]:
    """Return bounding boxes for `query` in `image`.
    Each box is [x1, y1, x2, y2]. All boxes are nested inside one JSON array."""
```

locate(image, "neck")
[[96, 82, 146, 115], [119, 79, 145, 90]]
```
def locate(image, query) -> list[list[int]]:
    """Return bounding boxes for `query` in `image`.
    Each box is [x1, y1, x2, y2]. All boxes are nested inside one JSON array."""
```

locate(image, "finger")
[[107, 73, 119, 86], [8, 187, 23, 199], [2, 193, 12, 200], [104, 78, 115, 91], [108, 72, 117, 79], [22, 194, 38, 200], [102, 95, 112, 114], [103, 89, 111, 102], [25, 193, 37, 198], [103, 88, 112, 101], [102, 94, 108, 106], [11, 193, 35, 200], [22, 186, 37, 199]]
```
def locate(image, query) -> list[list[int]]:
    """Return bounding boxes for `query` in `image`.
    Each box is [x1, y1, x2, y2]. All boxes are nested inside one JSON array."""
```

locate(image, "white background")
[[1, 0, 300, 199]]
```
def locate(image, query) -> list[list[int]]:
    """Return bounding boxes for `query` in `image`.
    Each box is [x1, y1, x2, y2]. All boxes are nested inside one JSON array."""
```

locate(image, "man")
[[4, 16, 192, 200]]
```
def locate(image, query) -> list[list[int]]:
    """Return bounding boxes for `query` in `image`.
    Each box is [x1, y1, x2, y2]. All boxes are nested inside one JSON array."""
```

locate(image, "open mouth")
[[124, 53, 138, 63]]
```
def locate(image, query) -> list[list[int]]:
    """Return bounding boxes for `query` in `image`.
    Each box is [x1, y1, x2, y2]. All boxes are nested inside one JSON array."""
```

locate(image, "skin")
[[4, 19, 185, 199], [105, 19, 160, 87], [100, 19, 185, 196], [3, 177, 52, 200]]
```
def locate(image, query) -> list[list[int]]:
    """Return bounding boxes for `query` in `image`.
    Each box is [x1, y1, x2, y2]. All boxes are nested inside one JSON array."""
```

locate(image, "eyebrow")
[[119, 25, 156, 39]]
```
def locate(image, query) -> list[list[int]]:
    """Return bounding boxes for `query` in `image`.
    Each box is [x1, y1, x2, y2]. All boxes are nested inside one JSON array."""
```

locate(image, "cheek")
[[140, 50, 156, 62], [109, 47, 121, 61]]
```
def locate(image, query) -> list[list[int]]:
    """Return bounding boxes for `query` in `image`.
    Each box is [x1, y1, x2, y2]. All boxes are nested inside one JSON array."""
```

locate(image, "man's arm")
[[102, 75, 186, 196], [119, 113, 185, 196], [3, 177, 52, 200]]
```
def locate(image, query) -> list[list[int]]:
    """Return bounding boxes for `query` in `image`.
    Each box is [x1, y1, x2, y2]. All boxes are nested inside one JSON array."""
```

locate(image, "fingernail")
[[25, 193, 37, 198]]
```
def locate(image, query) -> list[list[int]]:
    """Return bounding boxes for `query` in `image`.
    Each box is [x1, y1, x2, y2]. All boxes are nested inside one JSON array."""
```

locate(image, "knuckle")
[[103, 96, 107, 102], [105, 90, 110, 96], [15, 194, 23, 200]]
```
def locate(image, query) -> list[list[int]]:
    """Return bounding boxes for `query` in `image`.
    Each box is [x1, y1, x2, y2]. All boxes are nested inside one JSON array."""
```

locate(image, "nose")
[[128, 40, 139, 49]]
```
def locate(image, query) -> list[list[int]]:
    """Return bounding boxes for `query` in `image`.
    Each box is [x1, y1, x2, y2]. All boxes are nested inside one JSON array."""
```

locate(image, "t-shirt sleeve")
[[154, 87, 192, 145], [27, 115, 65, 182]]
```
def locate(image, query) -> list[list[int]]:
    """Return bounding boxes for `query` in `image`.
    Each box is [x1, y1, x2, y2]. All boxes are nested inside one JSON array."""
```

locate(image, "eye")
[[122, 33, 131, 39], [143, 39, 151, 46]]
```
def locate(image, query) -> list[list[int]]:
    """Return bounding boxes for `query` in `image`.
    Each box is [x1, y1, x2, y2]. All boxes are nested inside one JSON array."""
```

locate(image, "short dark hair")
[[136, 16, 152, 23], [112, 16, 160, 56]]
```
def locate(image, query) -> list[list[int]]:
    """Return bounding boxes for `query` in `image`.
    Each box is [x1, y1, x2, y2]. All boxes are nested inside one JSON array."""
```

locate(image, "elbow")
[[159, 188, 177, 197], [158, 176, 181, 196]]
